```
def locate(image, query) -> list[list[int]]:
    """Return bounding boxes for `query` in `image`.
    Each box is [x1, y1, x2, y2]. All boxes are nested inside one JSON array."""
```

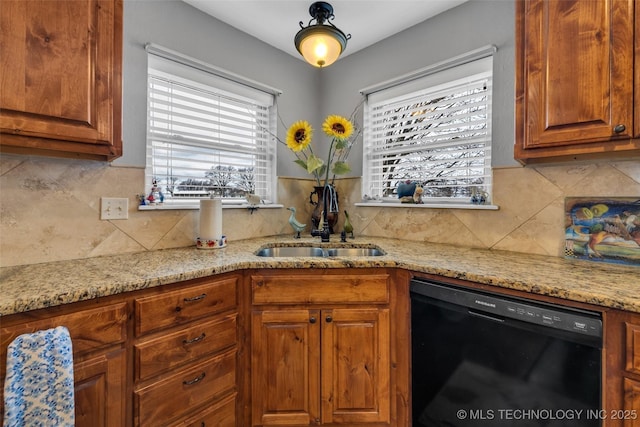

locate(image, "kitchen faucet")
[[310, 183, 332, 242]]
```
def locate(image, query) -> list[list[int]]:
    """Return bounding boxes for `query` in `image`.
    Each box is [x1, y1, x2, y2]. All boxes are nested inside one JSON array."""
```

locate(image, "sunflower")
[[322, 115, 353, 140], [286, 120, 313, 152]]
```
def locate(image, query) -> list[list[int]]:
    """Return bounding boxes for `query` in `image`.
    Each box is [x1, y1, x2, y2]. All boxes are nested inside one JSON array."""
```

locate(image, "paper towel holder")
[[196, 236, 227, 249]]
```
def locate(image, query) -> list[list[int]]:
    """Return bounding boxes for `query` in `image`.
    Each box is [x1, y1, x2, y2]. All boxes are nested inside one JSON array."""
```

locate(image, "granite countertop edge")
[[1, 236, 638, 316]]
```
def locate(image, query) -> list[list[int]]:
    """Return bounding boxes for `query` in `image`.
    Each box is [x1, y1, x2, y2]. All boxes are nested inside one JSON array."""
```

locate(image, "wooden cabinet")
[[0, 0, 122, 161], [515, 0, 640, 163], [622, 321, 640, 427], [249, 270, 397, 426], [133, 275, 239, 426], [0, 302, 128, 426], [74, 349, 126, 427]]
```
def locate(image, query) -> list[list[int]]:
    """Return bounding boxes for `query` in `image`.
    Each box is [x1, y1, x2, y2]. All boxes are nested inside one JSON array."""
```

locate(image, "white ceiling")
[[182, 0, 469, 61]]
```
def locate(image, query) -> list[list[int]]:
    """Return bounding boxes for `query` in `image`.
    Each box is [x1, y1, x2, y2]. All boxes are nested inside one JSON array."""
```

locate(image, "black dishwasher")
[[410, 278, 602, 426]]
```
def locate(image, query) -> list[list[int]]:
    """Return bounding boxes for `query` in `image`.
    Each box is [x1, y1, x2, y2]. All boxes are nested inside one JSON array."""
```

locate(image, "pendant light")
[[294, 2, 350, 68]]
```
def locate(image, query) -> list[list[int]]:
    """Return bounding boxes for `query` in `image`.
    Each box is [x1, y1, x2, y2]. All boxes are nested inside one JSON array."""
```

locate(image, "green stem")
[[324, 139, 335, 187]]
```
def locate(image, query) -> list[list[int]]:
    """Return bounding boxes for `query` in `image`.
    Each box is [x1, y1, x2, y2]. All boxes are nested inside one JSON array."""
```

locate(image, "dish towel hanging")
[[3, 326, 75, 427]]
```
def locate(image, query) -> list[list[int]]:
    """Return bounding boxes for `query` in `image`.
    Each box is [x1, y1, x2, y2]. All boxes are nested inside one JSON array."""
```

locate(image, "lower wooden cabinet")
[[132, 274, 239, 426], [169, 392, 237, 427], [74, 349, 126, 427], [249, 270, 398, 426], [621, 321, 640, 427], [0, 302, 128, 426], [623, 378, 640, 427], [134, 348, 236, 425]]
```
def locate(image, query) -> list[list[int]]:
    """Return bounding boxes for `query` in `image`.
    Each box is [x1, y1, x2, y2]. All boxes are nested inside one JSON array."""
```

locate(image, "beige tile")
[[359, 207, 486, 247], [454, 167, 563, 247], [89, 230, 146, 257], [533, 163, 598, 192], [153, 211, 199, 250], [493, 199, 566, 256], [564, 163, 640, 196], [610, 160, 640, 184], [0, 154, 24, 176], [116, 209, 187, 250]]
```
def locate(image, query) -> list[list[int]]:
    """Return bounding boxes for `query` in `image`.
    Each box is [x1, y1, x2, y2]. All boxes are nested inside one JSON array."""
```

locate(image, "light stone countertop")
[[0, 236, 638, 316]]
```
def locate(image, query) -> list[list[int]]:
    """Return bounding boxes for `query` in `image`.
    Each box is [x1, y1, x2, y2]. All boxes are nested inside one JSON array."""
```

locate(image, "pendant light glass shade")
[[295, 2, 350, 68]]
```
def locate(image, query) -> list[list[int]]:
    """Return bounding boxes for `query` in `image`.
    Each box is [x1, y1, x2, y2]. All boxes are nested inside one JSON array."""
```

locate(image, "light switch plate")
[[101, 197, 129, 220]]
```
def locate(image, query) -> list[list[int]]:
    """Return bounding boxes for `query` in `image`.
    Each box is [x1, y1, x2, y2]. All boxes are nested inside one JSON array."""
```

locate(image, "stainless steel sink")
[[325, 248, 384, 257], [255, 245, 385, 257], [255, 247, 325, 257]]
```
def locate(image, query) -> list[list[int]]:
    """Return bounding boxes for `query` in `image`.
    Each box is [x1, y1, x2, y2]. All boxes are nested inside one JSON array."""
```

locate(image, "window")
[[362, 48, 494, 206], [145, 45, 279, 206]]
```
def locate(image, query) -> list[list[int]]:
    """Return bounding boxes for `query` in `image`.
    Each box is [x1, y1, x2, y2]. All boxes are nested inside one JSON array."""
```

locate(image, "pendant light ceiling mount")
[[295, 1, 351, 68]]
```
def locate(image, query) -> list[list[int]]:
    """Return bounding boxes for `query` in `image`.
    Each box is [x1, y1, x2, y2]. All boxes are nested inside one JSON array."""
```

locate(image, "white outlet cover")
[[101, 197, 129, 220]]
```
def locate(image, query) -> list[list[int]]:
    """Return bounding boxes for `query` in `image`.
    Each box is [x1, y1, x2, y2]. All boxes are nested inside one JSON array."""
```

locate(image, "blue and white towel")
[[3, 326, 75, 427]]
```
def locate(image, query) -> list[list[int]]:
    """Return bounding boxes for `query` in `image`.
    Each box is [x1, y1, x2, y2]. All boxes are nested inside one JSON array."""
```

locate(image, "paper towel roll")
[[199, 198, 222, 239]]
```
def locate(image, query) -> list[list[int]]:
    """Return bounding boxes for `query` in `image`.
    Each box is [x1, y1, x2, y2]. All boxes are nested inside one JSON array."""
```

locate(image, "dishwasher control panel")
[[410, 279, 602, 339]]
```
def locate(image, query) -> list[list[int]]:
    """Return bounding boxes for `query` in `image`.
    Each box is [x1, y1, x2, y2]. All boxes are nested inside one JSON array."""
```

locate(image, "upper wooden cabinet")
[[515, 0, 640, 163], [0, 0, 123, 161]]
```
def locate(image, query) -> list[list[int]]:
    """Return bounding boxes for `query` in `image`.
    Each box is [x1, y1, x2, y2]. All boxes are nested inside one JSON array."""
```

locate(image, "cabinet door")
[[321, 308, 391, 425], [515, 0, 636, 160], [74, 349, 126, 427], [251, 310, 321, 426], [624, 378, 640, 427], [0, 0, 122, 160]]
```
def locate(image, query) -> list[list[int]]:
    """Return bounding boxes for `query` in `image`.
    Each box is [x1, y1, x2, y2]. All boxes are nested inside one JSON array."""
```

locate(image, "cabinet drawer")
[[627, 322, 640, 375], [135, 314, 237, 381], [135, 278, 237, 336], [1, 302, 127, 364], [135, 348, 236, 426], [169, 393, 236, 427], [251, 274, 389, 305]]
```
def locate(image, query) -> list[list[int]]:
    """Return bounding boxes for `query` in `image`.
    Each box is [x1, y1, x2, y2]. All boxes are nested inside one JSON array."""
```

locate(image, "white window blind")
[[145, 48, 278, 205], [363, 54, 493, 204]]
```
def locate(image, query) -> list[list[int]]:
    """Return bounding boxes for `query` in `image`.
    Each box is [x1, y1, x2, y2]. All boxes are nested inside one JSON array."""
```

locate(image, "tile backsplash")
[[1, 154, 638, 267]]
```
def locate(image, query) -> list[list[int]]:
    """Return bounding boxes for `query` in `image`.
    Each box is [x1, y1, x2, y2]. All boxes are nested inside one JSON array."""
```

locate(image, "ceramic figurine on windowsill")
[[413, 185, 424, 204], [471, 187, 488, 205], [147, 179, 164, 205], [398, 180, 417, 203]]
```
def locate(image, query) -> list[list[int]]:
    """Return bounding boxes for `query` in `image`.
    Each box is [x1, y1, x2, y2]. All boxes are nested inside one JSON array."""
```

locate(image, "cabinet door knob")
[[309, 316, 317, 324], [325, 315, 333, 323], [614, 124, 626, 134]]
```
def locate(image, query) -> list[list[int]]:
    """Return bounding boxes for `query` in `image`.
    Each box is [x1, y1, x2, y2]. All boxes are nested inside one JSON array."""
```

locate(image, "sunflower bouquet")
[[284, 114, 359, 187]]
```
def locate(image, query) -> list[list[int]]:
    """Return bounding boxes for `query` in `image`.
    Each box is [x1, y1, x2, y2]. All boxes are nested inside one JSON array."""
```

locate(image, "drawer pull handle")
[[183, 333, 206, 345], [309, 316, 317, 324], [325, 315, 333, 323], [184, 293, 207, 302], [183, 372, 206, 385]]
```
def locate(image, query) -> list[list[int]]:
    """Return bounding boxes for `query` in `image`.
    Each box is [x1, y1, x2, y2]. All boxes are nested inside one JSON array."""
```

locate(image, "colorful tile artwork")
[[565, 197, 640, 266]]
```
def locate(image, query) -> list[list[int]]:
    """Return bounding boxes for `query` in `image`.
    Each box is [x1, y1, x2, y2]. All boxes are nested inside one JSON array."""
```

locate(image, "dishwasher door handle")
[[468, 309, 505, 323]]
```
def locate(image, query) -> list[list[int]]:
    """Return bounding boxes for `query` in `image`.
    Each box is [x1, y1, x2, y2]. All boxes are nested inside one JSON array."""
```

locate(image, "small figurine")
[[246, 193, 263, 214], [287, 207, 306, 238], [397, 180, 416, 198], [147, 179, 164, 204], [471, 188, 488, 205], [343, 210, 354, 238], [413, 185, 424, 204]]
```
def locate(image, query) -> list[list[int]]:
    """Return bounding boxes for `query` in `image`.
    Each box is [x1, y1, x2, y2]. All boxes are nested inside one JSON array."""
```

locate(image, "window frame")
[[143, 44, 280, 209], [359, 46, 497, 209]]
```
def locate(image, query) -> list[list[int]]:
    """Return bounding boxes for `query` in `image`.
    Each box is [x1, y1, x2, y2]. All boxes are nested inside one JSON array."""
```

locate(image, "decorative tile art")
[[565, 197, 640, 266]]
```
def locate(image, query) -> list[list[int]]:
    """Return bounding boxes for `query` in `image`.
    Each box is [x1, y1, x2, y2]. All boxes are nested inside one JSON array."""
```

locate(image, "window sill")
[[138, 203, 284, 211], [354, 202, 499, 210]]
